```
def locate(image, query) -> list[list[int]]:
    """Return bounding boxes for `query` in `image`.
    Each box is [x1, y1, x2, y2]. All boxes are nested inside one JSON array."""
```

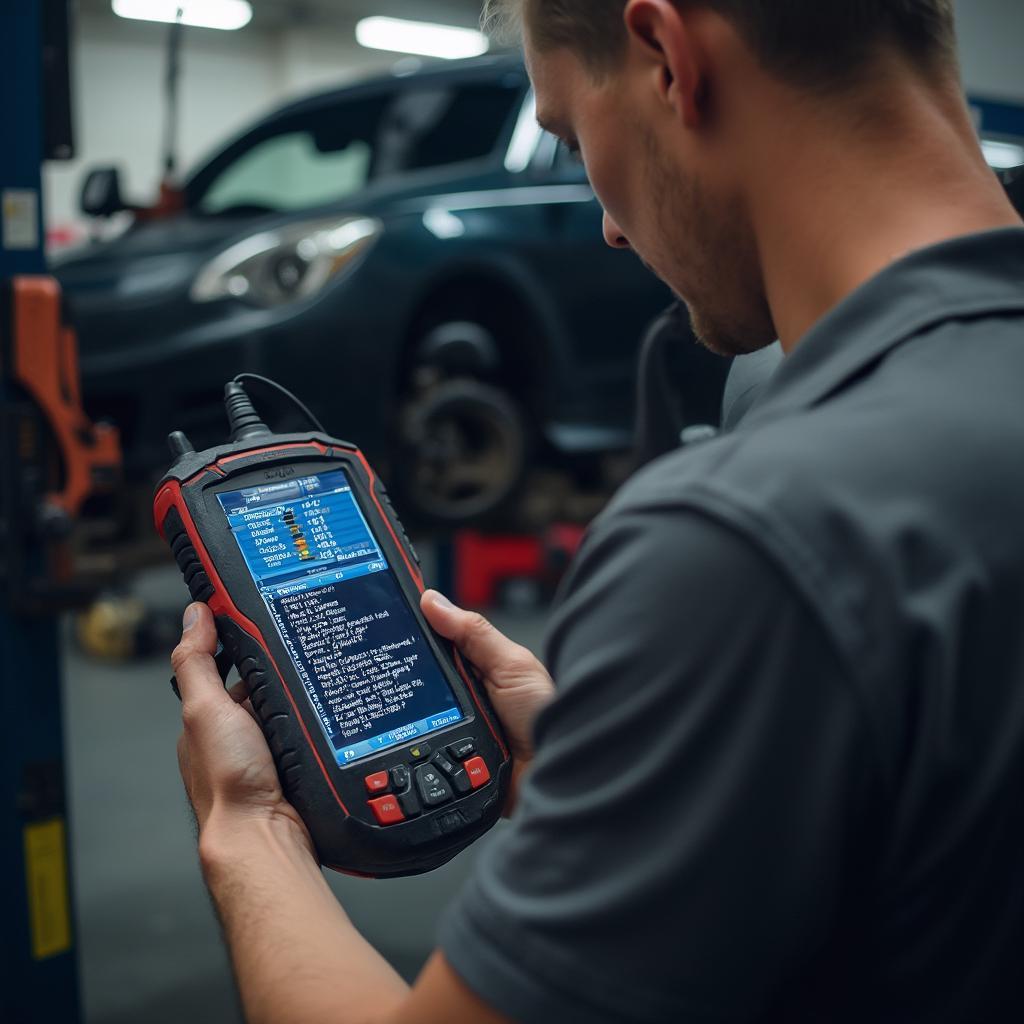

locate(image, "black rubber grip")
[[162, 507, 215, 603], [215, 615, 311, 809]]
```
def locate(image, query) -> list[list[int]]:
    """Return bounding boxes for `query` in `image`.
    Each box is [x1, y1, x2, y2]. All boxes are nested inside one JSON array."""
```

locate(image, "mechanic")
[[170, 1, 1024, 1021]]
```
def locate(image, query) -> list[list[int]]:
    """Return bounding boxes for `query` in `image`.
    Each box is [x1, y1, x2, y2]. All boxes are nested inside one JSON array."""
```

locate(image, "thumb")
[[421, 589, 515, 678], [420, 589, 465, 637], [171, 603, 226, 708]]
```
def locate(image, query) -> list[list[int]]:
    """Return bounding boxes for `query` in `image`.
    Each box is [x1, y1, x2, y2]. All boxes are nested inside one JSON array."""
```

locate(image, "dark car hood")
[[54, 214, 257, 266], [51, 214, 268, 333], [51, 166, 504, 315], [55, 164, 506, 269], [52, 214, 263, 297]]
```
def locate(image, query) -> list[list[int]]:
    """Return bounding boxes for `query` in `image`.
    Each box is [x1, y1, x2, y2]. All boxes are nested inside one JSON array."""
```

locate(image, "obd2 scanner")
[[154, 377, 510, 877]]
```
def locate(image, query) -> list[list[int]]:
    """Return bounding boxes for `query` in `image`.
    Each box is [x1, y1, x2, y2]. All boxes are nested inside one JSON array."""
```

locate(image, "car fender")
[[389, 233, 580, 413]]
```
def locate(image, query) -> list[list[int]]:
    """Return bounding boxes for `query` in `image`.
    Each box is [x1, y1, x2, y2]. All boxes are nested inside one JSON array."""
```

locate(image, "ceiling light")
[[982, 139, 1024, 171], [355, 16, 489, 60], [111, 0, 252, 31]]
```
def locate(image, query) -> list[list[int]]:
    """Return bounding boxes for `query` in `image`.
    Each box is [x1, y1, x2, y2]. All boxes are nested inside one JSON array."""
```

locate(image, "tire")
[[393, 376, 529, 526]]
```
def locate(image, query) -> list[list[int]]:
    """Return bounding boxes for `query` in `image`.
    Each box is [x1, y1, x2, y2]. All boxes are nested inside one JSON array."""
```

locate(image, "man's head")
[[487, 0, 960, 355]]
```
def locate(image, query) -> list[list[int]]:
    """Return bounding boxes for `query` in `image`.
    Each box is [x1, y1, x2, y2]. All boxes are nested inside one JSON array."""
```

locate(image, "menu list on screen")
[[216, 470, 463, 764]]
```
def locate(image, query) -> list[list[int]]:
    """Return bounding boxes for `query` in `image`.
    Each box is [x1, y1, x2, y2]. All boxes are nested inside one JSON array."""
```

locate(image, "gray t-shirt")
[[439, 228, 1024, 1022]]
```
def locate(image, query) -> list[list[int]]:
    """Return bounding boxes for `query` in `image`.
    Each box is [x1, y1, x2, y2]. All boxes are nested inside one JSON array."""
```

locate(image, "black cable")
[[233, 373, 327, 434]]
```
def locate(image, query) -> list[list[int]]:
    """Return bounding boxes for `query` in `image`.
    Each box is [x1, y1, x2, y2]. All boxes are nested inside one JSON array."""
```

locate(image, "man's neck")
[[747, 71, 1022, 354]]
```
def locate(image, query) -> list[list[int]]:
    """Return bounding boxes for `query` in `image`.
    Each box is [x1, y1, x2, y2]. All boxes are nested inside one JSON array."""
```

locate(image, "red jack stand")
[[453, 525, 586, 608]]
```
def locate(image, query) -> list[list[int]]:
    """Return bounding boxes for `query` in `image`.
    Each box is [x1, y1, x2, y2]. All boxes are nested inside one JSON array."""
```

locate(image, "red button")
[[368, 795, 405, 825], [364, 771, 390, 794], [463, 756, 491, 789]]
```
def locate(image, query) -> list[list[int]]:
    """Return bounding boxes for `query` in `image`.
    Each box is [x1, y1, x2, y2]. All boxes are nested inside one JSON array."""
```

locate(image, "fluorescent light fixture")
[[981, 139, 1024, 171], [356, 16, 489, 60], [112, 0, 252, 31]]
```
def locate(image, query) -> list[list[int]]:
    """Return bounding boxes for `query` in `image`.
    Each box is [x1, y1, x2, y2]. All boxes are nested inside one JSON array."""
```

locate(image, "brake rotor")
[[399, 378, 527, 523]]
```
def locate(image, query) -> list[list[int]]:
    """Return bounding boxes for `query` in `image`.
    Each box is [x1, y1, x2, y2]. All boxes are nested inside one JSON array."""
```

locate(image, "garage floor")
[[64, 565, 548, 1024]]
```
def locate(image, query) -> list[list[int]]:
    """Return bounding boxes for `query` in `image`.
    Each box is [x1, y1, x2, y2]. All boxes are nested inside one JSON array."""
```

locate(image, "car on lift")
[[54, 54, 728, 525]]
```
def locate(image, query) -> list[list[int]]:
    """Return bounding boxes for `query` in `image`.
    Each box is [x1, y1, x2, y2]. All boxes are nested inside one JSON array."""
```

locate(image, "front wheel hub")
[[398, 378, 527, 524]]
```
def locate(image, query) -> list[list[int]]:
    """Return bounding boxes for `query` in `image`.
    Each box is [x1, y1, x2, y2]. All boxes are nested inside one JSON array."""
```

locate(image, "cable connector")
[[224, 382, 272, 443]]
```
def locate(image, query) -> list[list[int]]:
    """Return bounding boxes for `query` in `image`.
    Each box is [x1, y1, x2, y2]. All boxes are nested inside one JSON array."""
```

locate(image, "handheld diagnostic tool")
[[153, 378, 510, 877]]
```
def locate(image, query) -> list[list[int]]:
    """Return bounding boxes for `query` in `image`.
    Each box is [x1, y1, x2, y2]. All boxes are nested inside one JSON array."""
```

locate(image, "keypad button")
[[432, 752, 457, 775], [415, 764, 453, 807], [364, 771, 390, 795], [463, 756, 491, 790], [408, 742, 432, 762], [397, 788, 421, 818], [447, 738, 476, 761], [368, 795, 405, 826], [450, 769, 472, 795], [390, 765, 410, 791]]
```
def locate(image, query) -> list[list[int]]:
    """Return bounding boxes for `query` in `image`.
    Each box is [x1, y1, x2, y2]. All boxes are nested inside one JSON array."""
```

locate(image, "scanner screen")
[[216, 470, 463, 765]]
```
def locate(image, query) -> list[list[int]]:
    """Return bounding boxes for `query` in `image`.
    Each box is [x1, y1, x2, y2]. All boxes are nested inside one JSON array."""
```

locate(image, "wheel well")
[[401, 274, 547, 414]]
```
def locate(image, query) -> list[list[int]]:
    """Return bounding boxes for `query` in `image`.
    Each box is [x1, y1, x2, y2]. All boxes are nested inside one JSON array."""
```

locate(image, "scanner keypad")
[[364, 736, 486, 826]]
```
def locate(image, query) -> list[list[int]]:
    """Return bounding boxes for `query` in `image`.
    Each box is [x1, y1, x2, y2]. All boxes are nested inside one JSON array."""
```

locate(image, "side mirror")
[[80, 166, 126, 218]]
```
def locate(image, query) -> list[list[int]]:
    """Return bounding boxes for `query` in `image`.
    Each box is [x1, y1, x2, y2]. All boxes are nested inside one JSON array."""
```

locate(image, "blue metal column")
[[0, 1, 83, 1020]]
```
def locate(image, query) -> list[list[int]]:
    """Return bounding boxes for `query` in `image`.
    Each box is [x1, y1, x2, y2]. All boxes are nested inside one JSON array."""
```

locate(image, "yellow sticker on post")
[[23, 817, 73, 959]]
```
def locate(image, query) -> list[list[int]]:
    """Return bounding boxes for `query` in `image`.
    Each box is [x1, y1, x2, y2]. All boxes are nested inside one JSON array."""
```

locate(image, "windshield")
[[191, 81, 523, 216]]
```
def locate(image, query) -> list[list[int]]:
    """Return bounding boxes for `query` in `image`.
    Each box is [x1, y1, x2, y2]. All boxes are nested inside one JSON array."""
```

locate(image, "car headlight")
[[190, 215, 381, 307]]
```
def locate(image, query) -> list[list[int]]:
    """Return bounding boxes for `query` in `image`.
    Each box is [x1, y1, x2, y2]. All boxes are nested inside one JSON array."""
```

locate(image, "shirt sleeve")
[[438, 505, 879, 1024]]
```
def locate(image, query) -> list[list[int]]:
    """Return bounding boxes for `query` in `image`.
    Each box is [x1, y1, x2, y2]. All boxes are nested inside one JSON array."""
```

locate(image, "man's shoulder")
[[600, 328, 1024, 691], [604, 421, 850, 573], [603, 412, 854, 538], [597, 407, 918, 680], [609, 320, 1024, 539]]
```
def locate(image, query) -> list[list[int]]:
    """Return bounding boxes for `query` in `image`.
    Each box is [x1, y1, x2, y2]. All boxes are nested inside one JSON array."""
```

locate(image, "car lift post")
[[0, 2, 82, 1020]]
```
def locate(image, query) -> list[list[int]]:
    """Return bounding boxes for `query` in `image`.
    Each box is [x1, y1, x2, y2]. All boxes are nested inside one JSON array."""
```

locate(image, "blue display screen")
[[216, 470, 463, 765]]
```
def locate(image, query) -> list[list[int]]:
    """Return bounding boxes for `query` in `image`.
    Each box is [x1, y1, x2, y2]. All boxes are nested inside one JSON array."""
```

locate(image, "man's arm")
[[197, 814, 503, 1024], [197, 813, 407, 1023], [172, 595, 552, 1024]]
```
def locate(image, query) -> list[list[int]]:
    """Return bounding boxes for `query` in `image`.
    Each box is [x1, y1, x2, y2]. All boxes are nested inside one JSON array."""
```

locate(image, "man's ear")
[[623, 0, 706, 129]]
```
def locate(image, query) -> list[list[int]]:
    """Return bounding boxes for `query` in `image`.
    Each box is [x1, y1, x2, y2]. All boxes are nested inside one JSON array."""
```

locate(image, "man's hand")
[[420, 590, 556, 809], [172, 602, 313, 858]]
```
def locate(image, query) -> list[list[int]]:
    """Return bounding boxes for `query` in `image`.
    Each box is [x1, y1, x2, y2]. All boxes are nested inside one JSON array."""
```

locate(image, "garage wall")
[[44, 12, 394, 245], [277, 27, 399, 96]]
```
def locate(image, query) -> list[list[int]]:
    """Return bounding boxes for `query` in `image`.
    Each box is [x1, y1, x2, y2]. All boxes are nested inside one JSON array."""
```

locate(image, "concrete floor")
[[64, 565, 548, 1024]]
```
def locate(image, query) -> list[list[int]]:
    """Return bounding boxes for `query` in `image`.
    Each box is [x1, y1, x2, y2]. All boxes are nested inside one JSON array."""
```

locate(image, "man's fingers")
[[227, 681, 262, 725], [171, 603, 228, 709], [227, 679, 249, 704], [421, 590, 535, 679]]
